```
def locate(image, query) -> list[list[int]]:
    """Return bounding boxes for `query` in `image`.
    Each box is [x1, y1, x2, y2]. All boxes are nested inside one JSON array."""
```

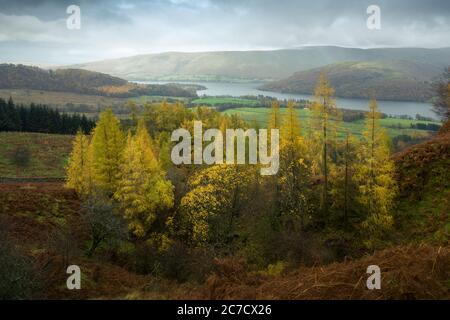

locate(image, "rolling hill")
[[259, 60, 437, 101], [70, 46, 450, 82], [0, 64, 198, 98]]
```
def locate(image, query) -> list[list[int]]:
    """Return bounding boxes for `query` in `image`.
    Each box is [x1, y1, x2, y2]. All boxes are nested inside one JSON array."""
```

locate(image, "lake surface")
[[139, 81, 436, 119]]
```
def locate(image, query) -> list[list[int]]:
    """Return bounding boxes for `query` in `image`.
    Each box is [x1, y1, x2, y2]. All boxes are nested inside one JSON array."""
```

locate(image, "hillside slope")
[[202, 245, 449, 300], [71, 46, 450, 82], [0, 64, 197, 98], [393, 122, 450, 243], [1, 182, 447, 299], [394, 123, 450, 199], [260, 60, 436, 101]]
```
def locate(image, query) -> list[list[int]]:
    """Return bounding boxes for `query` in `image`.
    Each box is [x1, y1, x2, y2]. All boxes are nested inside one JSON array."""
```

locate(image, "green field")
[[0, 89, 127, 109], [0, 132, 73, 178], [191, 97, 260, 106], [222, 107, 440, 139]]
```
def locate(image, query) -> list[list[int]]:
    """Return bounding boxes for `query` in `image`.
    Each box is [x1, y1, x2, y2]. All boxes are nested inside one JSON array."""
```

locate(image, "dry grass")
[[205, 245, 449, 300]]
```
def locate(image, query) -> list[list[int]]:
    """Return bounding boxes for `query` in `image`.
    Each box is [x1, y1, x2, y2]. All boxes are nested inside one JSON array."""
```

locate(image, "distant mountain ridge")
[[0, 64, 198, 98], [259, 60, 437, 102], [70, 46, 450, 82]]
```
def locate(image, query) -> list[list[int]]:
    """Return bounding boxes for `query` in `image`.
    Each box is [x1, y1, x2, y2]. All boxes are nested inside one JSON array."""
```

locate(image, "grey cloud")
[[0, 0, 449, 64]]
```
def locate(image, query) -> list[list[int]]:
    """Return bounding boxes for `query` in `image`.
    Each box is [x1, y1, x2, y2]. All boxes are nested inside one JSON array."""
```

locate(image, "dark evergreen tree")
[[0, 98, 95, 134]]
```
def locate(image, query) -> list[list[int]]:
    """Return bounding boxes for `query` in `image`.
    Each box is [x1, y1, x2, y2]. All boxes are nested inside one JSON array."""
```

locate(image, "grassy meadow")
[[0, 132, 72, 178], [222, 107, 440, 138]]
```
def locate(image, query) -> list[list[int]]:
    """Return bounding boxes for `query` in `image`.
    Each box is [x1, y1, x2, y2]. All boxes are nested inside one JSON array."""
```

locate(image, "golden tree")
[[309, 73, 340, 218], [268, 99, 281, 131], [66, 129, 93, 196], [114, 119, 174, 245], [90, 109, 125, 194], [356, 98, 397, 245], [278, 101, 311, 230], [180, 164, 253, 244]]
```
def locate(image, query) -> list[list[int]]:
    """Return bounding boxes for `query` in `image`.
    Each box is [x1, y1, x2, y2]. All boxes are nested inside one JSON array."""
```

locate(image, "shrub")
[[11, 145, 31, 167], [81, 195, 127, 257]]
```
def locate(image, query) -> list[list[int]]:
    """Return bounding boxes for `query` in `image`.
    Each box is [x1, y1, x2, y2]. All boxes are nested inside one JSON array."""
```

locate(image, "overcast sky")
[[1, 0, 449, 65]]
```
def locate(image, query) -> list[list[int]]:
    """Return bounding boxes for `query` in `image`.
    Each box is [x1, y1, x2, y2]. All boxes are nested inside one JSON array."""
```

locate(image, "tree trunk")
[[344, 133, 349, 225], [323, 116, 328, 216]]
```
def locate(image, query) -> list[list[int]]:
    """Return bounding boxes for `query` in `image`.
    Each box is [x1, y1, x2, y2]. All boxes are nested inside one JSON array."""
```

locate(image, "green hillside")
[[393, 125, 450, 243], [260, 60, 436, 102], [0, 64, 197, 98], [71, 46, 450, 82]]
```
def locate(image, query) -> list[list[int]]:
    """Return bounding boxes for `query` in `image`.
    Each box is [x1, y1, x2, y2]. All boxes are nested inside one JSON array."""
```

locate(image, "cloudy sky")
[[1, 0, 449, 65]]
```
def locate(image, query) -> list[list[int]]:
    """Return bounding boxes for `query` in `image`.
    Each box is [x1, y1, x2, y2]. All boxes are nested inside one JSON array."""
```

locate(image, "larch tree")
[[329, 131, 360, 227], [114, 119, 174, 247], [356, 99, 397, 245], [278, 101, 311, 230], [155, 131, 172, 171], [266, 99, 282, 214], [66, 129, 93, 197], [90, 109, 125, 195], [268, 100, 281, 131], [309, 73, 340, 220], [180, 164, 253, 245]]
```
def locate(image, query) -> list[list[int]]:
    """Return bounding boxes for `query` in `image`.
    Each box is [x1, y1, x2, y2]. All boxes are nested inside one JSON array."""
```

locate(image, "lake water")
[[140, 81, 436, 119]]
